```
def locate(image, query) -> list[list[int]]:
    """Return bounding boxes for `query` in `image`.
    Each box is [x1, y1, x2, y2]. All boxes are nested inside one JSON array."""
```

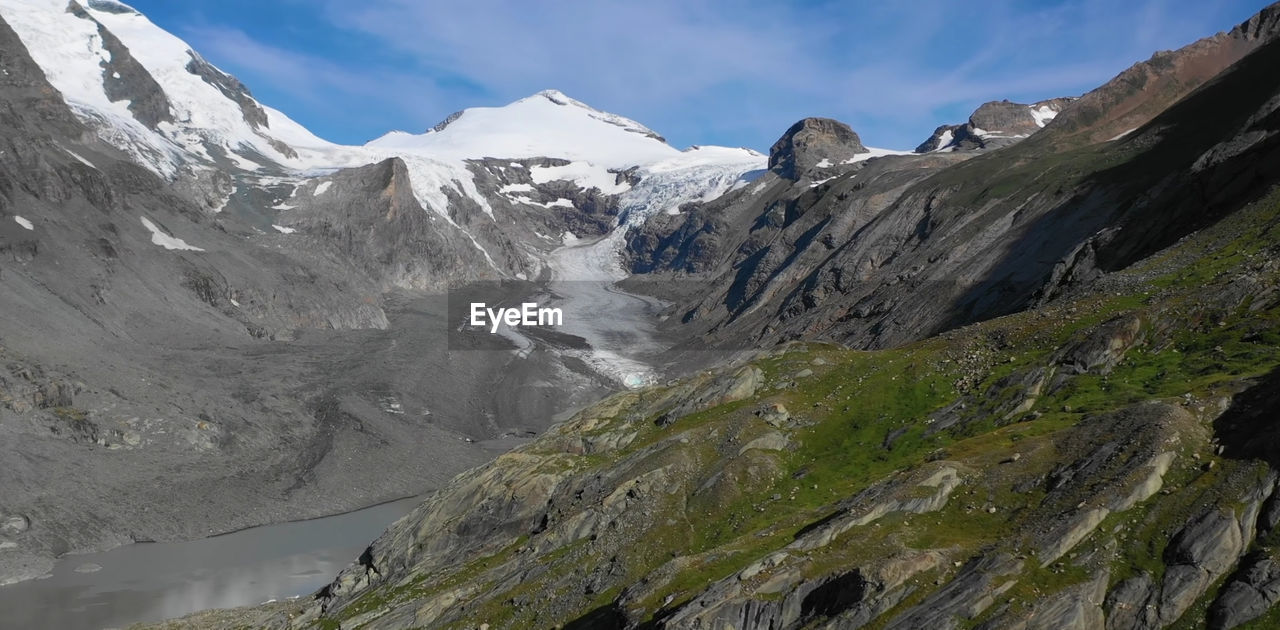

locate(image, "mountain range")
[[2, 1, 1280, 629]]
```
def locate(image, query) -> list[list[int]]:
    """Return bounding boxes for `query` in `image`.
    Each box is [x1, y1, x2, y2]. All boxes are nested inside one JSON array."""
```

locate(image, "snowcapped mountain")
[[0, 0, 765, 281], [366, 89, 766, 229], [0, 2, 769, 582], [368, 89, 676, 166], [0, 0, 314, 177]]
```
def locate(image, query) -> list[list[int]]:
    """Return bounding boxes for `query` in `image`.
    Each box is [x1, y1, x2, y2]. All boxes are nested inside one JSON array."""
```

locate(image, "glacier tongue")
[[618, 146, 766, 226]]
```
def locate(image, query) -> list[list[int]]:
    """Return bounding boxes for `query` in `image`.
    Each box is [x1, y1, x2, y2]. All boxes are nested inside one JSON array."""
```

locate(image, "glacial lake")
[[0, 496, 419, 630]]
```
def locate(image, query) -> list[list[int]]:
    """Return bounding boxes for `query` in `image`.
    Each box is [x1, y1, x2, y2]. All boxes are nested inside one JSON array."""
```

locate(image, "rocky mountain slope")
[[0, 0, 766, 586], [0, 17, 513, 578], [1044, 4, 1280, 148], [623, 3, 1280, 355], [3, 0, 1280, 627], [130, 3, 1280, 629], [213, 179, 1280, 630]]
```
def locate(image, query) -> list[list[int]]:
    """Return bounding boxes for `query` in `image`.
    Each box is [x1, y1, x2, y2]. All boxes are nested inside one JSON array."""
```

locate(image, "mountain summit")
[[915, 97, 1076, 153], [366, 89, 678, 167], [1, 0, 318, 176]]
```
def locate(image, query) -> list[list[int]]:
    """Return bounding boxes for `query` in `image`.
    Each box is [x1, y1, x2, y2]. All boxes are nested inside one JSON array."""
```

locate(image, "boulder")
[[1209, 552, 1280, 629], [757, 403, 791, 428], [0, 515, 29, 537], [1058, 314, 1143, 375]]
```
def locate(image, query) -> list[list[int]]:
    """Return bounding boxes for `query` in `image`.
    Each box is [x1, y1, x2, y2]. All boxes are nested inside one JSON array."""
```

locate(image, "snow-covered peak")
[[0, 0, 768, 260], [525, 89, 667, 141], [366, 89, 678, 168], [0, 0, 309, 176]]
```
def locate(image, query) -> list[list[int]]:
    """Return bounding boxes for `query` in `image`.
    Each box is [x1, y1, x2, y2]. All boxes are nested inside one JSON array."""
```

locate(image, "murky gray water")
[[0, 497, 419, 630]]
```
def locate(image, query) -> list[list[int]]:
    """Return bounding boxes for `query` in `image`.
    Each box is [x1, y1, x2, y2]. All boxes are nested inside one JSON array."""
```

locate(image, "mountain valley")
[[1, 1, 1280, 629]]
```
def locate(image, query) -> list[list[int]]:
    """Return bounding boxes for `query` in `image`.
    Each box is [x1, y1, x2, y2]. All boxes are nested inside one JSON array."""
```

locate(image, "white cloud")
[[176, 0, 1269, 150]]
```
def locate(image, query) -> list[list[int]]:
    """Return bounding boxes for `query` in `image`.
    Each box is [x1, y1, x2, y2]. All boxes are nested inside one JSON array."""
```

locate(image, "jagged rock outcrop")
[[184, 52, 269, 130], [1210, 551, 1280, 629], [66, 0, 174, 130], [916, 97, 1076, 153], [275, 158, 502, 292], [769, 117, 867, 179]]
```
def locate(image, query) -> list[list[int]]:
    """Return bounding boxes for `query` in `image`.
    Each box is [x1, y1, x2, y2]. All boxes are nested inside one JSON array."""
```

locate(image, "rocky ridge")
[[623, 6, 1280, 356], [915, 97, 1077, 153], [188, 178, 1280, 629]]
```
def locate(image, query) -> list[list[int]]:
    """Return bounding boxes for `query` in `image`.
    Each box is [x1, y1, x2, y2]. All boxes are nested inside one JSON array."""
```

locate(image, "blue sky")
[[125, 0, 1270, 151]]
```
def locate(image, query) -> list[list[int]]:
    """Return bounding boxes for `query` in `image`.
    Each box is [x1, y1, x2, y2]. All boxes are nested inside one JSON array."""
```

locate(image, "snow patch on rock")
[[1110, 127, 1139, 141], [140, 216, 203, 251], [530, 162, 630, 195], [64, 148, 97, 168], [499, 183, 535, 194], [841, 147, 914, 163], [1029, 104, 1059, 127]]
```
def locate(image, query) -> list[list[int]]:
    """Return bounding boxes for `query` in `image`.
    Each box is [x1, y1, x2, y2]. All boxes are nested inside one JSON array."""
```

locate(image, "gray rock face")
[[624, 193, 731, 274], [1210, 552, 1280, 629], [769, 117, 867, 179], [1057, 314, 1143, 375], [1105, 573, 1158, 630], [67, 1, 173, 130], [624, 25, 1280, 355], [428, 109, 465, 133], [184, 52, 269, 130], [275, 158, 501, 292], [969, 100, 1046, 136], [915, 123, 965, 153], [885, 553, 1023, 629], [84, 0, 137, 14], [1165, 509, 1245, 576], [653, 365, 762, 427], [1159, 509, 1246, 623], [914, 97, 1075, 153], [979, 570, 1109, 630], [0, 515, 29, 537]]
